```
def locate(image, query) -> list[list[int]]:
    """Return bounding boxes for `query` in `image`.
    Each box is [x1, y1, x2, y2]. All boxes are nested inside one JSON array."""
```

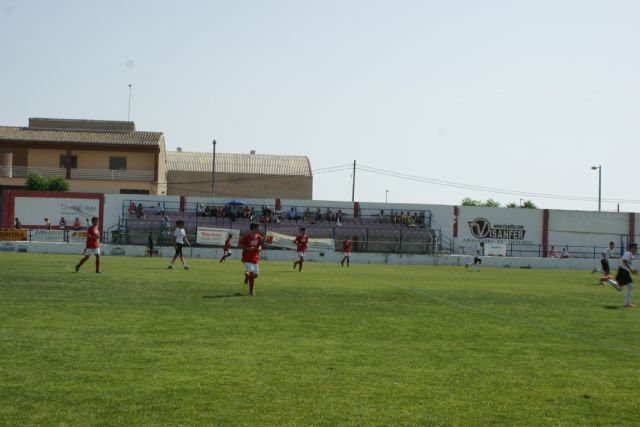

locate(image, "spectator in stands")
[[250, 206, 256, 220], [161, 215, 171, 229], [136, 204, 145, 219], [216, 206, 225, 218], [326, 208, 333, 223], [72, 217, 82, 230], [14, 218, 21, 229], [288, 207, 298, 223], [44, 218, 52, 230], [336, 210, 343, 223], [243, 206, 251, 219], [198, 203, 206, 217], [303, 208, 310, 222], [561, 248, 570, 258], [379, 210, 385, 223], [128, 201, 137, 215], [549, 246, 558, 258], [155, 202, 164, 216], [315, 208, 322, 223], [59, 217, 66, 230]]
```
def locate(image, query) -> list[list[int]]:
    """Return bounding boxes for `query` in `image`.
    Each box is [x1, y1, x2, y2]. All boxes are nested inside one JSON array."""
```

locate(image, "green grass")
[[0, 252, 639, 426]]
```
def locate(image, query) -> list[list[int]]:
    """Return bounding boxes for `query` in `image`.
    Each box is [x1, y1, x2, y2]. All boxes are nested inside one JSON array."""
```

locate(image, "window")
[[109, 157, 127, 170], [59, 155, 77, 169]]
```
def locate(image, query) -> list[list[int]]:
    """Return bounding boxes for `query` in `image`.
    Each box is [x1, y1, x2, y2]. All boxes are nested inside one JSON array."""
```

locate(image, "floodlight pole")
[[591, 165, 601, 212]]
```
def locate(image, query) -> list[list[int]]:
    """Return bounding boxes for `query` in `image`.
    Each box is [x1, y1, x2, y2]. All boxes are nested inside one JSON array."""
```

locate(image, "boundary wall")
[[0, 241, 604, 271], [1, 190, 638, 256]]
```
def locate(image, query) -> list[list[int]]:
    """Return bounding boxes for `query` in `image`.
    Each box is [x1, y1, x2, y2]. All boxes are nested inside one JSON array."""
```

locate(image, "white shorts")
[[244, 262, 259, 275], [343, 252, 350, 258], [85, 248, 101, 256], [225, 250, 232, 257], [297, 252, 305, 258]]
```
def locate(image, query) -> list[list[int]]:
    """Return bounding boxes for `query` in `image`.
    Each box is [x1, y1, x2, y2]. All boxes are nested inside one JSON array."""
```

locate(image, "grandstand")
[[116, 199, 453, 255]]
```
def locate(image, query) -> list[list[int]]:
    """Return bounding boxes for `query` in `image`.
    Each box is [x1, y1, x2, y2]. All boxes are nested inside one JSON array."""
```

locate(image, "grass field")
[[1, 252, 639, 426]]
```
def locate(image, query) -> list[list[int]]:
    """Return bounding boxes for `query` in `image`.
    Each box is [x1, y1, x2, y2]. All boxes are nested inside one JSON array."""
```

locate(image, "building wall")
[[28, 148, 155, 170], [156, 136, 168, 195], [167, 171, 312, 199]]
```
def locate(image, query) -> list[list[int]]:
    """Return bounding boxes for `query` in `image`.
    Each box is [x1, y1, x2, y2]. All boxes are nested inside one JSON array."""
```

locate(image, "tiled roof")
[[167, 151, 312, 176], [0, 126, 163, 146]]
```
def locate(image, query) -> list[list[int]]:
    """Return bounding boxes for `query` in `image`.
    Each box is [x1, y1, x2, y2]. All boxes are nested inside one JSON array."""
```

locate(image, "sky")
[[1, 0, 639, 211]]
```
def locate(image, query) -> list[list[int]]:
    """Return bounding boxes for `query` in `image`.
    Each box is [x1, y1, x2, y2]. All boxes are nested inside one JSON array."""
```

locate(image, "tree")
[[461, 198, 481, 206], [25, 172, 48, 191], [24, 172, 70, 192], [47, 176, 70, 192], [483, 199, 501, 208], [506, 202, 518, 208], [521, 200, 537, 209]]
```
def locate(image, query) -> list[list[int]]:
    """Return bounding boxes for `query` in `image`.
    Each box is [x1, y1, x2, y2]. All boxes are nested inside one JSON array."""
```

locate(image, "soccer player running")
[[219, 233, 233, 263], [341, 236, 352, 267], [239, 223, 262, 296], [465, 242, 484, 271], [168, 219, 191, 270], [75, 216, 101, 274], [601, 243, 638, 308], [595, 241, 615, 279], [293, 227, 309, 272]]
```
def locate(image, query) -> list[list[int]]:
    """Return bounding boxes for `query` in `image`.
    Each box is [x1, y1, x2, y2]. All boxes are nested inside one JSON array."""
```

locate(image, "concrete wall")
[[0, 240, 603, 271], [28, 148, 155, 170], [167, 171, 312, 199]]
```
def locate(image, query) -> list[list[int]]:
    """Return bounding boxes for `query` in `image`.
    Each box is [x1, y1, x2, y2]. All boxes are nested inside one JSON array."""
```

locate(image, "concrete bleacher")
[[121, 210, 440, 255]]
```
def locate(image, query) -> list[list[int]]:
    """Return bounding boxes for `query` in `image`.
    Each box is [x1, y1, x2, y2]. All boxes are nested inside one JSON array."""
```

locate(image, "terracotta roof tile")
[[167, 151, 312, 176], [0, 126, 162, 146]]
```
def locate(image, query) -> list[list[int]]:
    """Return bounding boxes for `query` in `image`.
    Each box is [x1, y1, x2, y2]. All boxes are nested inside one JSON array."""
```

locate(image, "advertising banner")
[[31, 229, 65, 242], [68, 230, 88, 244], [196, 228, 240, 246], [14, 196, 99, 228], [484, 243, 507, 256], [265, 231, 335, 253], [0, 229, 27, 241]]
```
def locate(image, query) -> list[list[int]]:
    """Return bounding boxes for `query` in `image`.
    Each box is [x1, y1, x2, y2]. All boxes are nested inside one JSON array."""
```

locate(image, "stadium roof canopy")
[[0, 118, 163, 146], [167, 151, 312, 177]]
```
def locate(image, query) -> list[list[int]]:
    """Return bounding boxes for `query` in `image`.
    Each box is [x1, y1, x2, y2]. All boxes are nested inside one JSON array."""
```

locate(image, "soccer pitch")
[[1, 253, 638, 425]]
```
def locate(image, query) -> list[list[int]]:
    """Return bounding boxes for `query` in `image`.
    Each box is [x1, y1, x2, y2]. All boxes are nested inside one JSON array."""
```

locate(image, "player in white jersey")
[[595, 241, 615, 277], [168, 219, 191, 270], [601, 243, 637, 308], [465, 242, 484, 271]]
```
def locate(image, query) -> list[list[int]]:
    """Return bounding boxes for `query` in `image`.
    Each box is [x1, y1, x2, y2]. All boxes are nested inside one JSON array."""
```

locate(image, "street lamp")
[[385, 190, 389, 203], [590, 165, 601, 212]]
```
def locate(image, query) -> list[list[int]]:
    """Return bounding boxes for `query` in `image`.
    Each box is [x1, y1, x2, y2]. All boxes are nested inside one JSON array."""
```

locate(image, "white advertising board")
[[14, 197, 99, 227], [483, 243, 507, 256], [196, 228, 240, 246], [265, 231, 335, 253]]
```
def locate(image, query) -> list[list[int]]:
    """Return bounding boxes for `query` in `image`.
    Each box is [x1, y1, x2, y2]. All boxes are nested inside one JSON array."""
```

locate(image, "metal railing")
[[6, 165, 154, 181]]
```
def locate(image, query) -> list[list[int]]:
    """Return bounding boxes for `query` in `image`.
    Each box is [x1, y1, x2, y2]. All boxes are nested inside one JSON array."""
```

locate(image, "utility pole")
[[351, 160, 356, 202], [127, 84, 132, 121], [211, 140, 217, 196]]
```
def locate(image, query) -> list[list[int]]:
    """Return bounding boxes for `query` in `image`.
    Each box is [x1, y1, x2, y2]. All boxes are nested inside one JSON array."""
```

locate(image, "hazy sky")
[[1, 0, 638, 211]]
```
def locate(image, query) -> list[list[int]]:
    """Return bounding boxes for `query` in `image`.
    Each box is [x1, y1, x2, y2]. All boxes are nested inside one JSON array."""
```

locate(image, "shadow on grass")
[[203, 293, 246, 299], [602, 305, 621, 310]]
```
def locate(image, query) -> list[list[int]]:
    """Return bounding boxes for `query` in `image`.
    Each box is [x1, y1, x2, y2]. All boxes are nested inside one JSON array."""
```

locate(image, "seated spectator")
[[198, 203, 206, 217], [14, 217, 21, 229], [549, 246, 558, 258], [44, 218, 52, 230], [288, 207, 298, 222], [59, 217, 66, 230], [561, 248, 570, 258], [336, 209, 343, 223], [155, 202, 164, 216], [250, 206, 256, 220], [72, 217, 82, 230], [315, 208, 322, 222], [243, 206, 251, 219], [161, 215, 171, 229], [303, 208, 310, 222], [379, 210, 385, 223], [128, 201, 137, 215], [216, 206, 224, 218]]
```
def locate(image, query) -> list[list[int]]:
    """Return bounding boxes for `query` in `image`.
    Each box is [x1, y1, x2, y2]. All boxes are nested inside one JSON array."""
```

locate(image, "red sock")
[[95, 258, 100, 272], [249, 275, 255, 292], [299, 260, 303, 271]]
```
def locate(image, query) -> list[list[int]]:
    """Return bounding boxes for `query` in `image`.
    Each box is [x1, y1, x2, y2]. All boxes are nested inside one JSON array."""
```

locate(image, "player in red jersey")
[[293, 227, 309, 272], [219, 233, 233, 262], [239, 223, 262, 296], [341, 236, 352, 267], [75, 216, 101, 273]]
